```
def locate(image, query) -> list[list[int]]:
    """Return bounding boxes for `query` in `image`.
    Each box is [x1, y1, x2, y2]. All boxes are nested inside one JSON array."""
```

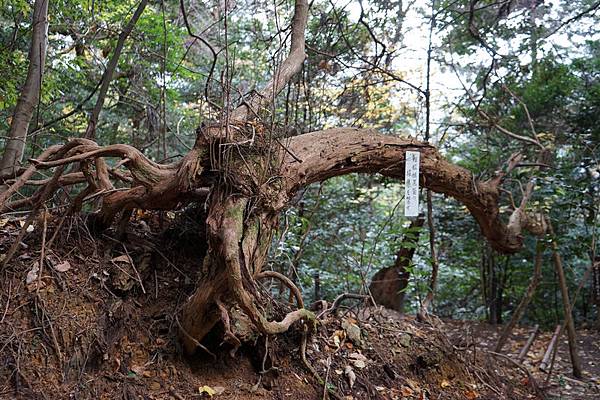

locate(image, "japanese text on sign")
[[404, 151, 420, 217]]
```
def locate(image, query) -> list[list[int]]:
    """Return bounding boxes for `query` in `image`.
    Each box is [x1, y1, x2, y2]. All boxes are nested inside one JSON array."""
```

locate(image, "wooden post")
[[547, 218, 583, 378], [495, 241, 543, 352], [540, 324, 561, 371], [593, 257, 600, 330], [313, 272, 320, 302], [518, 324, 539, 363]]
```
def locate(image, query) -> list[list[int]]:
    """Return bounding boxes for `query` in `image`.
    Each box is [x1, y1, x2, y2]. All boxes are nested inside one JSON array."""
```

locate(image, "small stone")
[[342, 320, 363, 347], [399, 333, 412, 347], [150, 381, 161, 390]]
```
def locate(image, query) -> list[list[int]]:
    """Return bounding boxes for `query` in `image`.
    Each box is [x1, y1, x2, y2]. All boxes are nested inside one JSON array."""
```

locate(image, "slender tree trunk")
[[547, 218, 583, 378], [488, 246, 498, 325], [418, 190, 439, 318], [0, 0, 49, 177], [593, 256, 600, 330], [84, 0, 148, 139], [481, 245, 489, 321], [369, 217, 424, 312], [495, 240, 543, 352], [496, 255, 512, 324]]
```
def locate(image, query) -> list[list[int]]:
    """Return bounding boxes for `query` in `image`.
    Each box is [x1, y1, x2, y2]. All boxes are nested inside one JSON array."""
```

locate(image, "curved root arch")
[[255, 270, 305, 309]]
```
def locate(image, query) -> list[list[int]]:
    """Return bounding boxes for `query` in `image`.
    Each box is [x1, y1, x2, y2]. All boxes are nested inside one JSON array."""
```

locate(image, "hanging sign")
[[404, 151, 420, 217]]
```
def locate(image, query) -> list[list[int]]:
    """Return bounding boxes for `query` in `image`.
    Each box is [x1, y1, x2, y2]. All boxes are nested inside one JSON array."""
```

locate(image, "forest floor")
[[444, 320, 600, 400], [0, 211, 597, 399]]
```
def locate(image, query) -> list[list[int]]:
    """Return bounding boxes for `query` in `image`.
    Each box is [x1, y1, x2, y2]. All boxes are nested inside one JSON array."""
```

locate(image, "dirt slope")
[[1, 213, 540, 399]]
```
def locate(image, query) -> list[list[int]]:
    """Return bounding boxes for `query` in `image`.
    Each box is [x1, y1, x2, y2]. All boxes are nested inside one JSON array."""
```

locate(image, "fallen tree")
[[0, 0, 532, 355]]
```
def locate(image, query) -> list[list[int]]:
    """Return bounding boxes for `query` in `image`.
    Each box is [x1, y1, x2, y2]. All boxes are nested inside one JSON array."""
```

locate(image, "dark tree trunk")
[[487, 246, 499, 325], [548, 219, 583, 378], [369, 217, 424, 312], [84, 0, 148, 139]]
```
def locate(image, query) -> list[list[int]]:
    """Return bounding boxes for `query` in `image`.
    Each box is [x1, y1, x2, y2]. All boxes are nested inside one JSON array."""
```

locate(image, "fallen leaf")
[[53, 261, 71, 272], [199, 385, 217, 396], [440, 379, 450, 388], [342, 319, 362, 346], [331, 330, 345, 348], [465, 390, 479, 399], [112, 254, 132, 264], [406, 378, 420, 390], [400, 386, 414, 396], [213, 386, 225, 395], [26, 263, 39, 284], [348, 352, 368, 369], [344, 365, 356, 388]]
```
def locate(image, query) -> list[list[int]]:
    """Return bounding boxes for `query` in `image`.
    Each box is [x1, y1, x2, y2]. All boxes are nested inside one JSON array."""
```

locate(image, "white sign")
[[404, 151, 420, 217]]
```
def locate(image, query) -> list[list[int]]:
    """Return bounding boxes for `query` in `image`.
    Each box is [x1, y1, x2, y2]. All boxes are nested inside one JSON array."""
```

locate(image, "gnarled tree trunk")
[[0, 0, 533, 356]]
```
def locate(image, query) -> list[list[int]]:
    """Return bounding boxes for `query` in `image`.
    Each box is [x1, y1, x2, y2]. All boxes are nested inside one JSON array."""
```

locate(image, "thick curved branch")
[[0, 138, 199, 219], [231, 0, 308, 120], [281, 128, 524, 253], [29, 143, 174, 186]]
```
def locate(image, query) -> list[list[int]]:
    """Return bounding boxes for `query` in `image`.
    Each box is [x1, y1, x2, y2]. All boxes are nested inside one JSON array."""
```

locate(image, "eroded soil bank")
[[1, 213, 548, 399]]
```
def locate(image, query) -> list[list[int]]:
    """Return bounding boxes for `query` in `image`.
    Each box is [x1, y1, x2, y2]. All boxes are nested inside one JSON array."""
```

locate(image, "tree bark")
[[178, 127, 530, 349], [0, 0, 49, 177], [231, 0, 308, 121], [369, 217, 424, 312], [282, 129, 524, 253]]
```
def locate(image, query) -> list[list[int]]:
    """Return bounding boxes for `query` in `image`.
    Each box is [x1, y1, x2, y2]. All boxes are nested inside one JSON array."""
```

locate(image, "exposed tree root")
[[255, 270, 305, 309], [216, 298, 242, 356]]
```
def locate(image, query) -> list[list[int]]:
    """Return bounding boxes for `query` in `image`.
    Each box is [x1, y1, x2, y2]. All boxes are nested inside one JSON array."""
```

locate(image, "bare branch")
[[231, 0, 309, 120], [84, 0, 149, 139]]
